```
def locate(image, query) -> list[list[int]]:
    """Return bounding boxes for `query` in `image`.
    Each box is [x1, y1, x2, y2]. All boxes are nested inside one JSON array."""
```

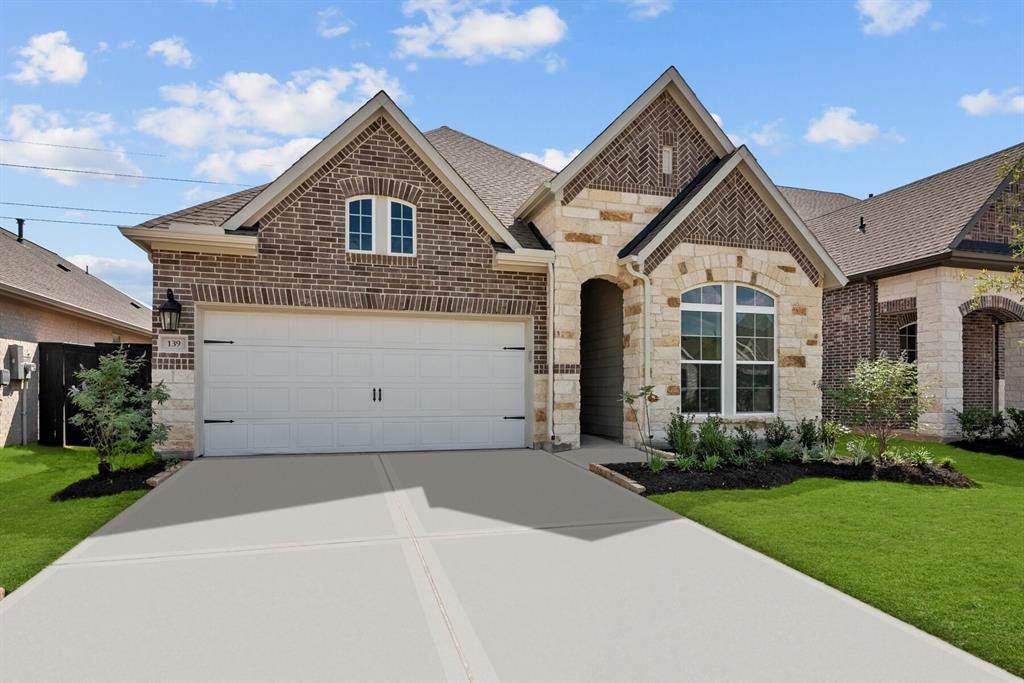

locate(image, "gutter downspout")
[[546, 261, 555, 445], [625, 257, 652, 383]]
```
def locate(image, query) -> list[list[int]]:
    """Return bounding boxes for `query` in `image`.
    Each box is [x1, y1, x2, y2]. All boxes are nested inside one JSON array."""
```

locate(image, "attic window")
[[56, 263, 70, 272], [345, 195, 416, 257], [661, 145, 673, 175]]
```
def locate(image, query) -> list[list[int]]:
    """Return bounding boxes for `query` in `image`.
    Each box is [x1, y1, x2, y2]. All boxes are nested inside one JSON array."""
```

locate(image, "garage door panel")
[[202, 311, 527, 455]]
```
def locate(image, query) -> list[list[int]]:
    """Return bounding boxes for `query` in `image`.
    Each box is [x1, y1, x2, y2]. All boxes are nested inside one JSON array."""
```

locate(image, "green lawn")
[[0, 444, 151, 593], [650, 440, 1024, 676]]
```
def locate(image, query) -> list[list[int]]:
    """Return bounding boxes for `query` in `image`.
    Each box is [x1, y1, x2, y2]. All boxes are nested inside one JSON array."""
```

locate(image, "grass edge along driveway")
[[1, 444, 150, 593], [651, 439, 1024, 677]]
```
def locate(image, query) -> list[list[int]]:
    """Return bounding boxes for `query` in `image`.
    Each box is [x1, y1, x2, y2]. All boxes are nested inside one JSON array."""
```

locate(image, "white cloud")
[[520, 147, 579, 171], [317, 7, 353, 38], [623, 0, 673, 20], [394, 0, 567, 64], [2, 104, 142, 185], [710, 112, 723, 126], [804, 107, 881, 147], [7, 31, 88, 84], [856, 0, 930, 35], [137, 64, 402, 148], [96, 41, 110, 53], [67, 254, 152, 304], [195, 137, 320, 182], [958, 87, 1024, 116], [542, 53, 565, 74], [147, 36, 193, 68], [706, 114, 783, 149]]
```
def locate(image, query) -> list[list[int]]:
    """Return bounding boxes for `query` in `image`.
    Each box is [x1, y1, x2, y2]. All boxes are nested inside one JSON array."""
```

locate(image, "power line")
[[1, 215, 122, 227], [0, 201, 160, 216], [0, 137, 167, 158], [0, 162, 250, 187]]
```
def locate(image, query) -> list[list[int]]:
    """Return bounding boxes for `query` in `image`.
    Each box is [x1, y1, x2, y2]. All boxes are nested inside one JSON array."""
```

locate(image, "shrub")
[[675, 454, 699, 472], [766, 438, 802, 463], [830, 354, 925, 457], [953, 407, 1005, 442], [751, 449, 772, 466], [666, 412, 697, 457], [937, 456, 956, 469], [765, 446, 790, 463], [646, 452, 667, 473], [818, 420, 850, 460], [885, 445, 933, 466], [846, 438, 874, 466], [697, 417, 733, 462], [764, 417, 794, 448], [68, 349, 169, 475], [1007, 408, 1024, 447], [731, 424, 757, 459], [797, 418, 819, 449], [701, 454, 723, 471]]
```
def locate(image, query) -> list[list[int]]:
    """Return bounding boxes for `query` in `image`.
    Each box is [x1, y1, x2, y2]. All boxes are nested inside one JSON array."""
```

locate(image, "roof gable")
[[220, 92, 524, 250], [517, 66, 734, 218], [620, 147, 847, 289]]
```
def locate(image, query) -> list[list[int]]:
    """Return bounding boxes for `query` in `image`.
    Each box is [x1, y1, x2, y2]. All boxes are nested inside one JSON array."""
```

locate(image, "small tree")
[[831, 354, 925, 458], [69, 349, 170, 474], [621, 385, 659, 459]]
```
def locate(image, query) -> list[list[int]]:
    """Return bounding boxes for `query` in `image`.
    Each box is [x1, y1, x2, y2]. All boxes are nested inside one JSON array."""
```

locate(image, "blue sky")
[[1, 0, 1022, 304]]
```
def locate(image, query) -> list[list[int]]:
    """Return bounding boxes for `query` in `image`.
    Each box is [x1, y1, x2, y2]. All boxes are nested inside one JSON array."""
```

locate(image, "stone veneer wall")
[[151, 115, 548, 456], [0, 294, 149, 446]]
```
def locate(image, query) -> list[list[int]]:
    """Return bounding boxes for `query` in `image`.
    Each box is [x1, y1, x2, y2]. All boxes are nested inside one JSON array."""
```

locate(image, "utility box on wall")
[[8, 344, 36, 381]]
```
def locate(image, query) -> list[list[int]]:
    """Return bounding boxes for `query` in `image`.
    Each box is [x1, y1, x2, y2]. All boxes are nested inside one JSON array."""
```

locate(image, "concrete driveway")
[[0, 445, 1014, 682]]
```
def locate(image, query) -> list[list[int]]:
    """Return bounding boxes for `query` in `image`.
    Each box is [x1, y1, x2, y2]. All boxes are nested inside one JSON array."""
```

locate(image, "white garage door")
[[200, 310, 528, 456]]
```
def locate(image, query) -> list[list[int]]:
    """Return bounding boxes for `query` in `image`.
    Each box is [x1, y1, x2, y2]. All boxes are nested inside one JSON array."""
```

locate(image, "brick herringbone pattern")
[[645, 168, 821, 285], [562, 91, 716, 205]]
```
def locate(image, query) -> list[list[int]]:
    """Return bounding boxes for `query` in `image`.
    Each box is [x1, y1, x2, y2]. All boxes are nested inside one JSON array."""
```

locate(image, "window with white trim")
[[898, 323, 917, 363], [345, 195, 417, 257], [346, 197, 374, 253], [389, 200, 415, 255], [680, 283, 777, 416]]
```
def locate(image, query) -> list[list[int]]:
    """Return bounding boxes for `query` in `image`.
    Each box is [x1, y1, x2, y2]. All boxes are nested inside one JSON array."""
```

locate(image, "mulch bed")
[[605, 460, 974, 495], [949, 439, 1023, 459], [51, 462, 165, 501]]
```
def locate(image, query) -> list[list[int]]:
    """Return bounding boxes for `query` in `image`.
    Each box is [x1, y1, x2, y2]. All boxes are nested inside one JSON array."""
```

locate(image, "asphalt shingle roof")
[[0, 227, 151, 331], [135, 185, 267, 230], [778, 186, 860, 221], [424, 126, 555, 249], [805, 143, 1024, 278]]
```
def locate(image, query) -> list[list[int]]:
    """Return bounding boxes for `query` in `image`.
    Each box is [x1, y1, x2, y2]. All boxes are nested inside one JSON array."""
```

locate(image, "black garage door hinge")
[[502, 346, 525, 350], [204, 419, 235, 424], [204, 339, 235, 344], [503, 416, 526, 420]]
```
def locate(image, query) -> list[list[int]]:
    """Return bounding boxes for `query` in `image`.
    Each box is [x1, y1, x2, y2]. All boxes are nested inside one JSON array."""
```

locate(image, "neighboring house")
[[0, 226, 152, 446], [120, 67, 846, 458], [802, 145, 1024, 440]]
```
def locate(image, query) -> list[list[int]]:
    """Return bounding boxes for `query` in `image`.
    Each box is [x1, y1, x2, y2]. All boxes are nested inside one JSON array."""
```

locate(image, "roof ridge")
[[777, 185, 860, 200], [427, 125, 556, 175], [832, 142, 1024, 212]]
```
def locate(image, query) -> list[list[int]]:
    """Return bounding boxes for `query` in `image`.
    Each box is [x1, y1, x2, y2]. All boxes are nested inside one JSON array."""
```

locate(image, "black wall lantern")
[[159, 289, 182, 332]]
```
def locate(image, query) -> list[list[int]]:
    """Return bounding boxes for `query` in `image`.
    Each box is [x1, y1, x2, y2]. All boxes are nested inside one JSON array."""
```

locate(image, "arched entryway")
[[959, 296, 1024, 411], [580, 278, 625, 441]]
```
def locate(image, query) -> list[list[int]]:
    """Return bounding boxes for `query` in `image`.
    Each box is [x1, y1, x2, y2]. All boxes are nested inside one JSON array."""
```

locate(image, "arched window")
[[680, 283, 777, 416], [898, 323, 917, 364], [345, 195, 417, 257]]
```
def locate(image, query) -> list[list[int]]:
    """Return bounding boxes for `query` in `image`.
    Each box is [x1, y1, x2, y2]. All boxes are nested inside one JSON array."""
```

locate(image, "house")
[[119, 67, 846, 458], [0, 225, 152, 446], [803, 145, 1024, 440]]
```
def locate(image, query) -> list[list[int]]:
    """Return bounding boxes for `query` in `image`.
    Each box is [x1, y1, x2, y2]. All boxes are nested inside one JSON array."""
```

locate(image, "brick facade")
[[962, 311, 1000, 410], [962, 177, 1023, 245], [644, 168, 821, 285], [562, 91, 716, 206], [151, 115, 547, 454], [821, 281, 874, 419]]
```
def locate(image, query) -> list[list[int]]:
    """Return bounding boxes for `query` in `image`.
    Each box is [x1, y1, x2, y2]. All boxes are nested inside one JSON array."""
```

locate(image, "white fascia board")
[[736, 148, 848, 289], [220, 92, 522, 250], [0, 282, 151, 336], [635, 153, 743, 260], [533, 67, 735, 210], [494, 249, 556, 273], [120, 227, 258, 257]]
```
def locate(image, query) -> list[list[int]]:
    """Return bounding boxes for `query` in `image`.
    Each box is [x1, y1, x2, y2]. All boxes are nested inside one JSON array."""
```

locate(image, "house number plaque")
[[158, 334, 188, 352]]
